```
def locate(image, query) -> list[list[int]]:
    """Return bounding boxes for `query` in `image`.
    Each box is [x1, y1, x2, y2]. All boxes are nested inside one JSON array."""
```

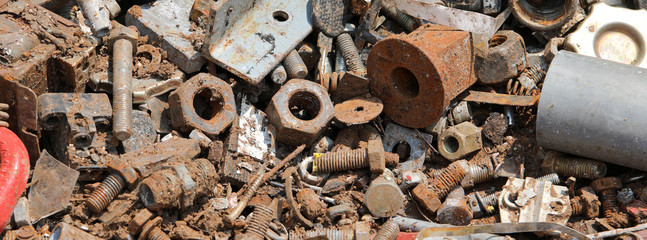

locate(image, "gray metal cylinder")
[[537, 51, 647, 172]]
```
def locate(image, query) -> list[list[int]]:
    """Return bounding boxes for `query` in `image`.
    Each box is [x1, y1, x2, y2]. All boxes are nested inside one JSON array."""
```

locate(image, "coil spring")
[[313, 148, 367, 173], [469, 162, 494, 185], [507, 64, 546, 96], [536, 173, 560, 185], [430, 162, 467, 199], [0, 103, 8, 128], [246, 205, 275, 240]]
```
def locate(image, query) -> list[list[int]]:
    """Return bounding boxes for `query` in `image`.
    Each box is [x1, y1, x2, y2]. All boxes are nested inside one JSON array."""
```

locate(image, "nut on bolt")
[[266, 79, 334, 146], [313, 138, 399, 173], [476, 30, 527, 85], [439, 122, 483, 161], [169, 73, 236, 137]]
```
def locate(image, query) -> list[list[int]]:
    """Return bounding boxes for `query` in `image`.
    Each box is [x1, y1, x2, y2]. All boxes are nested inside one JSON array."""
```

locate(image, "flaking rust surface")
[[28, 150, 80, 223]]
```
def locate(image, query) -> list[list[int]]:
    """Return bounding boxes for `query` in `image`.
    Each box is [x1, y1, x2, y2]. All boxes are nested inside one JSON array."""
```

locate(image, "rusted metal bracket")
[[459, 90, 539, 106], [203, 0, 313, 85], [416, 222, 590, 240]]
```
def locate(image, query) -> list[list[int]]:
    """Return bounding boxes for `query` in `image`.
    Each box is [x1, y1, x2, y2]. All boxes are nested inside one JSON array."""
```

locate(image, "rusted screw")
[[336, 33, 366, 76], [591, 177, 627, 228], [138, 217, 170, 240], [0, 103, 9, 128], [85, 173, 125, 213], [271, 64, 288, 85], [412, 160, 469, 213], [542, 151, 607, 179], [108, 23, 139, 140], [373, 219, 399, 240], [245, 204, 275, 240], [313, 138, 398, 173], [283, 50, 308, 79], [223, 165, 267, 224], [381, 3, 418, 32]]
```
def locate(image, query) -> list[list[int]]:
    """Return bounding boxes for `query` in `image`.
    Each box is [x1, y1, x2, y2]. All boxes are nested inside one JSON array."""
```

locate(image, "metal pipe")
[[537, 51, 647, 172]]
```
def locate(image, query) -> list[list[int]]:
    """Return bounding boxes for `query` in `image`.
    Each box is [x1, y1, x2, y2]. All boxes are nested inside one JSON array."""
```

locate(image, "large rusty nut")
[[265, 79, 334, 146], [364, 170, 406, 218], [476, 31, 527, 85], [367, 138, 386, 173], [368, 24, 477, 128], [509, 0, 577, 31], [169, 73, 236, 137], [107, 21, 139, 54], [591, 177, 622, 192], [439, 122, 483, 161]]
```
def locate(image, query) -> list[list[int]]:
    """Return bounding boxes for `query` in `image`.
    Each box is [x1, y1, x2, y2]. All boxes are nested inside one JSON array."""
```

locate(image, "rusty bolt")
[[373, 219, 399, 240], [138, 217, 170, 240], [129, 209, 154, 235], [266, 79, 334, 146], [0, 103, 8, 128], [570, 187, 600, 219], [314, 138, 399, 173], [476, 30, 527, 85], [85, 173, 126, 213], [107, 22, 139, 141], [336, 33, 366, 76], [364, 169, 406, 218], [381, 2, 418, 32], [412, 160, 469, 214], [437, 186, 472, 225], [368, 24, 477, 128], [591, 177, 627, 228], [542, 151, 607, 179], [169, 73, 236, 137], [244, 204, 275, 240], [439, 122, 483, 161], [283, 50, 308, 79]]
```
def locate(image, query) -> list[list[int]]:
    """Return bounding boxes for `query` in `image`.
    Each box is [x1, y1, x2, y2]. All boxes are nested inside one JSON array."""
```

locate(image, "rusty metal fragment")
[[28, 151, 80, 223], [368, 24, 476, 128], [459, 90, 539, 106]]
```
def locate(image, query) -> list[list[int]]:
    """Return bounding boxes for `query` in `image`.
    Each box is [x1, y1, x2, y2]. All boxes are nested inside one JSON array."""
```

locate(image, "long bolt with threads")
[[85, 173, 125, 213]]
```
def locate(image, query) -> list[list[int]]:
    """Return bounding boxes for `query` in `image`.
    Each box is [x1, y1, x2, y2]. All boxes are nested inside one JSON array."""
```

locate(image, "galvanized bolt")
[[244, 204, 275, 240], [336, 33, 366, 76], [542, 151, 607, 179], [373, 219, 399, 240], [591, 177, 627, 228], [85, 173, 125, 213], [381, 3, 418, 32], [283, 50, 308, 79], [313, 138, 398, 173], [108, 23, 139, 141], [536, 173, 560, 184]]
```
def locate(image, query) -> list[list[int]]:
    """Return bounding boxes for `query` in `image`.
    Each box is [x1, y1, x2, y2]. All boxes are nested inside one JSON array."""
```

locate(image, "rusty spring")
[[147, 228, 170, 240], [373, 219, 399, 240], [507, 63, 546, 96], [313, 148, 366, 173], [554, 158, 606, 179], [429, 162, 467, 199], [86, 173, 125, 213], [246, 205, 275, 240], [289, 228, 354, 240], [0, 103, 8, 128], [571, 196, 584, 216]]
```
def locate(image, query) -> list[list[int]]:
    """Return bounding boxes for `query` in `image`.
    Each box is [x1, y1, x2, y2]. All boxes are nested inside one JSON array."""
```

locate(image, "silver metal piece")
[[90, 69, 185, 104], [537, 51, 647, 172], [125, 0, 207, 73], [499, 177, 571, 225], [383, 122, 432, 171], [448, 101, 472, 126], [565, 3, 647, 68], [76, 0, 115, 37], [283, 49, 308, 79], [272, 64, 288, 85], [298, 156, 328, 185], [203, 0, 313, 84], [334, 47, 347, 72], [121, 110, 156, 152], [29, 151, 80, 223], [226, 99, 275, 161]]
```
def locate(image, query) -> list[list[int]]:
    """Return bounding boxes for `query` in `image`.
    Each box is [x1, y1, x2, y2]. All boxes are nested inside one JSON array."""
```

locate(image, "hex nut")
[[477, 30, 527, 85], [412, 184, 442, 213], [591, 177, 622, 192], [265, 79, 334, 146], [367, 138, 385, 173], [107, 21, 139, 54], [169, 73, 236, 137], [128, 209, 154, 235], [364, 170, 406, 218], [439, 122, 483, 161]]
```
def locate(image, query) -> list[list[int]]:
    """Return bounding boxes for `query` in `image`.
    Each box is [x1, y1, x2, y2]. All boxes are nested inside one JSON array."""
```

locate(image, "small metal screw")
[[271, 64, 288, 85], [85, 173, 125, 213], [282, 50, 308, 79], [536, 173, 560, 184], [543, 151, 607, 180], [336, 33, 366, 76]]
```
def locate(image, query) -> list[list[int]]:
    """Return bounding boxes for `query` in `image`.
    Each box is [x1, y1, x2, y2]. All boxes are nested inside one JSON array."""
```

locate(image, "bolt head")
[[591, 177, 622, 192], [128, 209, 153, 235], [365, 173, 405, 217], [367, 138, 385, 173], [107, 21, 139, 53]]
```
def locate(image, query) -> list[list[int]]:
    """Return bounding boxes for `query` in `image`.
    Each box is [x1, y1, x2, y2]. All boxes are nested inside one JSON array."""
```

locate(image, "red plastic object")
[[397, 232, 419, 240], [0, 127, 30, 233]]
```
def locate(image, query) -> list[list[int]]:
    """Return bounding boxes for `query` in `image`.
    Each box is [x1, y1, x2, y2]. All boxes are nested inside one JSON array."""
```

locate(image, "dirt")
[[482, 112, 509, 144], [295, 188, 327, 223]]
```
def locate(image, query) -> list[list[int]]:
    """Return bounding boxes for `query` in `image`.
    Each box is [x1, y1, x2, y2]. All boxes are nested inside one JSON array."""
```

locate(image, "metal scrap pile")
[[2, 0, 647, 239]]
